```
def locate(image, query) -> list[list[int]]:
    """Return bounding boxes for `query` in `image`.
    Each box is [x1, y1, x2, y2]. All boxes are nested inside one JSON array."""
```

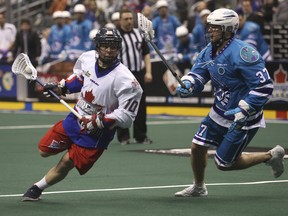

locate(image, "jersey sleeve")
[[65, 54, 85, 93], [187, 48, 211, 95], [105, 68, 143, 129], [236, 46, 273, 111]]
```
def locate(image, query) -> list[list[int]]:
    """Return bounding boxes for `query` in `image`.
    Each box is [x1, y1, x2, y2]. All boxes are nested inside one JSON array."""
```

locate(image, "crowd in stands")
[[0, 0, 287, 70]]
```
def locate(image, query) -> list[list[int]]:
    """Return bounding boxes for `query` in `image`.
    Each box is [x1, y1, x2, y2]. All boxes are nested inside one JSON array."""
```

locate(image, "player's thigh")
[[38, 120, 73, 154], [192, 116, 226, 148], [215, 128, 259, 167]]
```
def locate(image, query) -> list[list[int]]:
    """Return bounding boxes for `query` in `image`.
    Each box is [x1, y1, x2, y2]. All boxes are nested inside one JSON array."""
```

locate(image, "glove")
[[224, 100, 255, 132], [80, 112, 105, 134], [176, 75, 195, 98], [43, 79, 67, 98]]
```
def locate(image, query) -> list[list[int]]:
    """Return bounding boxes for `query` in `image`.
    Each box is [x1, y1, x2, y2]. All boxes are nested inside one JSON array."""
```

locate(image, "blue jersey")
[[191, 21, 209, 52], [237, 21, 272, 61], [189, 38, 273, 129], [152, 15, 181, 53], [48, 24, 71, 58], [69, 19, 92, 58], [176, 34, 199, 64]]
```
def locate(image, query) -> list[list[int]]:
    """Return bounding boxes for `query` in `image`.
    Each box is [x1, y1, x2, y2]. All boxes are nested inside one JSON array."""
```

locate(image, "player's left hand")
[[224, 100, 255, 132]]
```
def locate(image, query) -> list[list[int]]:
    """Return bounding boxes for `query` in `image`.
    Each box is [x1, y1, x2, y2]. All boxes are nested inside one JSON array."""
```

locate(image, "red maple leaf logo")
[[274, 64, 287, 83], [82, 89, 95, 103]]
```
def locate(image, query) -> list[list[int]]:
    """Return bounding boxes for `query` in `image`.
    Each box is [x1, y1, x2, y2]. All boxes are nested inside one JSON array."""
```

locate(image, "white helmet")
[[62, 11, 71, 18], [52, 11, 63, 19], [155, 0, 168, 9], [207, 8, 239, 33], [111, 12, 120, 21], [176, 26, 189, 37], [74, 4, 86, 13]]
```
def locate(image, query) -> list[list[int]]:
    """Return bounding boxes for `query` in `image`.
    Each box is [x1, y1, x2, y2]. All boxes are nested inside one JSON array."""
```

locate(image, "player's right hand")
[[43, 82, 62, 98], [176, 75, 195, 98]]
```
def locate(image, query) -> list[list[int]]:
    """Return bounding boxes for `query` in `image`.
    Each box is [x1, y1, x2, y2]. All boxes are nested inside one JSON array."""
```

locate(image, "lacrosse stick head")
[[12, 53, 37, 80], [137, 13, 154, 41]]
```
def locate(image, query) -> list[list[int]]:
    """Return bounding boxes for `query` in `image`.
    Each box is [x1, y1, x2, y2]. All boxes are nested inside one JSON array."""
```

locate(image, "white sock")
[[35, 176, 50, 190]]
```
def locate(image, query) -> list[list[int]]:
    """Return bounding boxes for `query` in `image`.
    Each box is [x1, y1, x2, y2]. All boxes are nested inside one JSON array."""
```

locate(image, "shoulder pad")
[[240, 46, 260, 63]]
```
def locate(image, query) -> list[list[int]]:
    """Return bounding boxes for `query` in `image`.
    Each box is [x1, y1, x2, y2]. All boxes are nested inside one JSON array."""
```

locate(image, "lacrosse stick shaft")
[[36, 79, 82, 119], [147, 40, 185, 88]]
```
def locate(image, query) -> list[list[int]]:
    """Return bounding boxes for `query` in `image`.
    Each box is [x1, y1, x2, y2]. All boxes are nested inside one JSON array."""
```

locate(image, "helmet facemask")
[[94, 28, 122, 67], [206, 9, 239, 52]]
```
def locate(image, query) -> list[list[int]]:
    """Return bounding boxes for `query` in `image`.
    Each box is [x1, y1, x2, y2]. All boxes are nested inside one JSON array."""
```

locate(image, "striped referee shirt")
[[118, 28, 150, 73]]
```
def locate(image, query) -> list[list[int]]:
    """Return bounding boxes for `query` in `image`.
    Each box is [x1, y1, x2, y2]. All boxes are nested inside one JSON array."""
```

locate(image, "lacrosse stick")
[[137, 13, 186, 88], [12, 53, 82, 120]]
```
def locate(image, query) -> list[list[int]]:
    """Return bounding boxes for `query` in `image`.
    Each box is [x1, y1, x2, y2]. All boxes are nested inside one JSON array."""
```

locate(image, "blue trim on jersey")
[[95, 60, 120, 78]]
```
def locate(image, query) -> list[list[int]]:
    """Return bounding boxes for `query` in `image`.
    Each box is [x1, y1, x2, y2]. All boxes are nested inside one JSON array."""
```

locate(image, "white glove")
[[224, 100, 255, 131]]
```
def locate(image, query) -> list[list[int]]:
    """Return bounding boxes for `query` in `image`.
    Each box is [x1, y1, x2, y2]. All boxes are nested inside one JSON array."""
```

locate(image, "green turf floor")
[[0, 111, 287, 216]]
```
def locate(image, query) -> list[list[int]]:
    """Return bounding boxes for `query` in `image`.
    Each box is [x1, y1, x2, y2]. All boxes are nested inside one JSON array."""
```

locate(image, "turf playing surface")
[[0, 111, 287, 216]]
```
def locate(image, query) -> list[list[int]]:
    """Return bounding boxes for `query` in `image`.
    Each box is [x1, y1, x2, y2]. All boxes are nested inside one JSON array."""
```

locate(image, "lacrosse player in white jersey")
[[22, 28, 143, 201]]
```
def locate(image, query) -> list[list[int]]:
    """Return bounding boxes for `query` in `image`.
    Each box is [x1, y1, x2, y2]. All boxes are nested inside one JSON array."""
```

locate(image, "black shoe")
[[22, 185, 43, 201], [136, 137, 153, 144]]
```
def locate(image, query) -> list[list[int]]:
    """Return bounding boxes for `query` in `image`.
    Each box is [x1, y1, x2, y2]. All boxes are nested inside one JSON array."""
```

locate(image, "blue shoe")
[[22, 185, 42, 201]]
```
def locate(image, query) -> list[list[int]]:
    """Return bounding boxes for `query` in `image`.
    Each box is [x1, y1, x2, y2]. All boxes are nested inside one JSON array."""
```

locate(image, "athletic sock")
[[35, 176, 50, 190]]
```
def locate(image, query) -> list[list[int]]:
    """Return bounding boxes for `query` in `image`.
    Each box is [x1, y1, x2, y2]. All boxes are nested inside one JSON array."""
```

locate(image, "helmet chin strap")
[[211, 30, 233, 56]]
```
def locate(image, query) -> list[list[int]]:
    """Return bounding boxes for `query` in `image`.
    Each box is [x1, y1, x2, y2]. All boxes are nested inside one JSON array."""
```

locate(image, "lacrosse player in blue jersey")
[[175, 8, 285, 198]]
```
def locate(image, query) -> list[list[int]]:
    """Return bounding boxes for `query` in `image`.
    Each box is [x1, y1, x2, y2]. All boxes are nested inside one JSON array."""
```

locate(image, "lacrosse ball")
[[25, 66, 32, 74]]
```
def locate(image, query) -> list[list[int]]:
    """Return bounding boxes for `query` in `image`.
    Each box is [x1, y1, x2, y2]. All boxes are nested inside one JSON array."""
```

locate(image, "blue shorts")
[[192, 116, 259, 167]]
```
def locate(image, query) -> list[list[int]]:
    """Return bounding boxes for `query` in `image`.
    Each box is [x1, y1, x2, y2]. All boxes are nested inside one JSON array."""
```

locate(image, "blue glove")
[[224, 100, 255, 132], [176, 75, 195, 98]]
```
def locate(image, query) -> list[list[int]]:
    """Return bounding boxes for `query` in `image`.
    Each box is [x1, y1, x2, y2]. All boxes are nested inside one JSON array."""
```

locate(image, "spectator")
[[117, 9, 153, 145], [262, 0, 278, 23], [13, 19, 41, 66], [237, 14, 272, 61], [173, 25, 199, 74], [13, 18, 41, 99], [274, 0, 288, 23], [141, 5, 153, 20], [47, 11, 71, 63], [62, 10, 72, 26], [39, 27, 51, 66], [152, 0, 181, 56], [48, 0, 68, 14], [237, 0, 264, 33], [69, 4, 93, 60], [85, 0, 106, 29], [191, 9, 211, 53], [111, 11, 120, 28], [0, 12, 16, 63]]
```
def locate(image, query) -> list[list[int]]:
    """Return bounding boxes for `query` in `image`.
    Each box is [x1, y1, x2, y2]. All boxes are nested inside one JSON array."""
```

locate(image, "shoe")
[[22, 185, 43, 201], [266, 145, 285, 178], [120, 139, 130, 145], [136, 137, 153, 144], [175, 184, 208, 197]]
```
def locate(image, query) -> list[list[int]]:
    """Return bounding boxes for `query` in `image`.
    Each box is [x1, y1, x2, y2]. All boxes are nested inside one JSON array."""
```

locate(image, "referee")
[[117, 9, 152, 145]]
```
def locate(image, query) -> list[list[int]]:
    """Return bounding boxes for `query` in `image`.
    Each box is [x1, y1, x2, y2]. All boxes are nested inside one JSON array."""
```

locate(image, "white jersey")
[[62, 50, 143, 148]]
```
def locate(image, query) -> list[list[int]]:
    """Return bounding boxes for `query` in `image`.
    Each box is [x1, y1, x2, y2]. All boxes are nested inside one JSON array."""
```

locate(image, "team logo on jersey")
[[131, 79, 140, 88], [84, 70, 91, 77], [83, 89, 95, 103], [48, 140, 68, 149], [218, 67, 225, 75], [240, 46, 259, 63]]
